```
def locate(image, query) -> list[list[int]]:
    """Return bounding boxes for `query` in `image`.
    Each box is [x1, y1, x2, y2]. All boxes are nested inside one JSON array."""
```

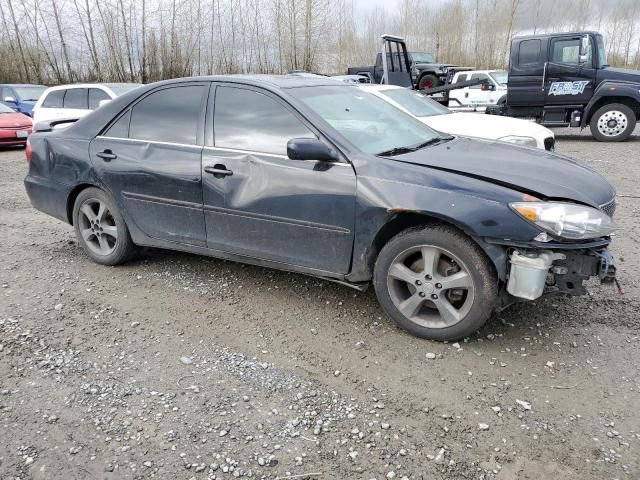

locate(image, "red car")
[[0, 102, 32, 147]]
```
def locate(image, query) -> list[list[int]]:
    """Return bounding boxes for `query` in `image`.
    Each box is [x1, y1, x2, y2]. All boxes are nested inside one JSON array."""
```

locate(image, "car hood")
[[0, 111, 32, 128], [422, 113, 551, 142], [389, 137, 615, 208], [600, 66, 640, 84]]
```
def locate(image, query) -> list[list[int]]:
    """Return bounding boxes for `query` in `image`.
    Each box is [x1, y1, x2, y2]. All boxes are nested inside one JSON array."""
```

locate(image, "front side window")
[[89, 88, 111, 109], [130, 85, 206, 145], [42, 90, 65, 108], [469, 73, 490, 89], [214, 86, 314, 155], [489, 71, 508, 86], [381, 89, 450, 118], [64, 88, 88, 109], [551, 38, 582, 65], [291, 86, 442, 155]]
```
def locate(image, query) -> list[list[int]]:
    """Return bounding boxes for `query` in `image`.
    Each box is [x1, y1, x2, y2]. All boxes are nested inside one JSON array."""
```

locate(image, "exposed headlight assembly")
[[510, 202, 616, 240], [498, 135, 538, 148]]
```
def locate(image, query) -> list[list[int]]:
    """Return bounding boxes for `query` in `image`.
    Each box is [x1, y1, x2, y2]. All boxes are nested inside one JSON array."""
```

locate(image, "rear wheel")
[[418, 74, 439, 91], [72, 187, 136, 265], [590, 103, 636, 142], [373, 225, 498, 341]]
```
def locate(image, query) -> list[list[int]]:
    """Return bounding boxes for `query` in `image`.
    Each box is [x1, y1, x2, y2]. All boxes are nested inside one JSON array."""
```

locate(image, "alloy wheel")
[[77, 198, 118, 256], [386, 245, 475, 329]]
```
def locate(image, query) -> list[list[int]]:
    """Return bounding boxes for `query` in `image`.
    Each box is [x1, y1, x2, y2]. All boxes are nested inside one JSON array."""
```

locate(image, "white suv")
[[33, 83, 141, 125]]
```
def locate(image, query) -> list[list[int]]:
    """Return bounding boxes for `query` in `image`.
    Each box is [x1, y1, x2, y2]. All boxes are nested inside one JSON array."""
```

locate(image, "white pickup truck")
[[448, 70, 508, 110]]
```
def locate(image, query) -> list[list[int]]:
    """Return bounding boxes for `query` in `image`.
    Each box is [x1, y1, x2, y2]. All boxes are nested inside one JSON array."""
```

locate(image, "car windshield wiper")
[[377, 136, 453, 157]]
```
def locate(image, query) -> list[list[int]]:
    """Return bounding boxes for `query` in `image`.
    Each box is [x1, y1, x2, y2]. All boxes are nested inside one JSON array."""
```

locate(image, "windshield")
[[380, 88, 451, 118], [409, 52, 435, 64], [489, 71, 508, 86], [107, 84, 142, 96], [291, 86, 443, 155], [0, 103, 16, 113], [596, 35, 608, 67], [13, 86, 46, 101]]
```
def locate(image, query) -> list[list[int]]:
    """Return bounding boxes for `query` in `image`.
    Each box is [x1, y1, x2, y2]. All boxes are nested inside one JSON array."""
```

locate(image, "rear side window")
[[454, 74, 468, 84], [104, 110, 131, 138], [63, 88, 88, 109], [518, 39, 541, 65], [129, 85, 206, 145], [89, 88, 111, 109], [42, 90, 65, 108], [214, 87, 315, 155]]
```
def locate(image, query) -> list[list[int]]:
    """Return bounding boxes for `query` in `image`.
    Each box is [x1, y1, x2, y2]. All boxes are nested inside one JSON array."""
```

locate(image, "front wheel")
[[590, 103, 636, 142], [373, 225, 498, 341], [418, 74, 439, 91]]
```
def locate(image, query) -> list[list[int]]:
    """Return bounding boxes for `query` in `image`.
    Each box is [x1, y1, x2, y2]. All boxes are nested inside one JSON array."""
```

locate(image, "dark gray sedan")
[[25, 76, 617, 341]]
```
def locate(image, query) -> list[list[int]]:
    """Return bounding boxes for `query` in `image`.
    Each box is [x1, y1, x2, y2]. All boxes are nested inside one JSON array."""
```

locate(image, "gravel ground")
[[1, 128, 639, 479]]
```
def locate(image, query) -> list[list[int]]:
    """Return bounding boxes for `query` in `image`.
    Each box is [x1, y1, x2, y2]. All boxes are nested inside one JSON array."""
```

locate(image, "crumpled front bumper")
[[546, 248, 616, 296]]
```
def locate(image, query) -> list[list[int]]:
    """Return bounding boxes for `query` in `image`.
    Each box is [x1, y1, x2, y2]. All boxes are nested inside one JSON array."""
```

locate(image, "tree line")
[[1, 0, 639, 85]]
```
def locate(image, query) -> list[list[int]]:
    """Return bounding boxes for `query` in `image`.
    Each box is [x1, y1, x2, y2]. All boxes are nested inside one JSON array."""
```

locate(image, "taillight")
[[25, 139, 32, 162]]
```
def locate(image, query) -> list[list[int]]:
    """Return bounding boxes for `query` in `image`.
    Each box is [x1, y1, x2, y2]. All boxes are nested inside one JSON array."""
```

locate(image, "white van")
[[33, 83, 141, 125]]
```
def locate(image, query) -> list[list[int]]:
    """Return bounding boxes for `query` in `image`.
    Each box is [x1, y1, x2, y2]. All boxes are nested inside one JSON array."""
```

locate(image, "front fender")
[[347, 159, 540, 281], [581, 81, 640, 127]]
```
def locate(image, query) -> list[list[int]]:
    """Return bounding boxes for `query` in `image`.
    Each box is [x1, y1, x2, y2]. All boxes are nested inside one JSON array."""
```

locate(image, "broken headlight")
[[510, 202, 616, 240]]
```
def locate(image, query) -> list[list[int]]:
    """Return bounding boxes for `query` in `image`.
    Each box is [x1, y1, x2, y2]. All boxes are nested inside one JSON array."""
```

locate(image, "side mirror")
[[287, 138, 339, 162], [98, 99, 111, 108], [3, 96, 16, 103], [579, 35, 590, 64]]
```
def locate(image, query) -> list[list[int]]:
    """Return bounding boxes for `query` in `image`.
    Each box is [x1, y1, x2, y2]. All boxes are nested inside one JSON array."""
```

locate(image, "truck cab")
[[494, 31, 640, 141]]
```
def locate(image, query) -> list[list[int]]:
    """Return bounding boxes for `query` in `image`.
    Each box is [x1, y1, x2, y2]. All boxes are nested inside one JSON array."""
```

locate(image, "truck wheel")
[[590, 103, 636, 142], [373, 225, 498, 341], [419, 74, 439, 91]]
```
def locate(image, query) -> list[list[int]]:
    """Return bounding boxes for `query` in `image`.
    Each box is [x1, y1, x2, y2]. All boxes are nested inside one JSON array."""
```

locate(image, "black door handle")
[[204, 164, 233, 178], [97, 150, 117, 161]]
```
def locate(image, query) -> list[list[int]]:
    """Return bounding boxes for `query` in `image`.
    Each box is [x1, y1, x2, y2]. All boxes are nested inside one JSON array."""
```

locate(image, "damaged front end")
[[504, 246, 616, 303]]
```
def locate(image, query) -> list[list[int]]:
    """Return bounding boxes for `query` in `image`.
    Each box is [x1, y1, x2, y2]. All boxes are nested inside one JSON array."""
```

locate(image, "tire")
[[373, 225, 498, 341], [589, 103, 636, 142], [72, 187, 137, 265], [418, 74, 439, 91]]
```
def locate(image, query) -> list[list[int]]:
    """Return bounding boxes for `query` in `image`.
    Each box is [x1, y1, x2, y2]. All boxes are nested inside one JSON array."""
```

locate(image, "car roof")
[[43, 83, 141, 90], [152, 74, 353, 90], [1, 84, 47, 87], [514, 31, 600, 41]]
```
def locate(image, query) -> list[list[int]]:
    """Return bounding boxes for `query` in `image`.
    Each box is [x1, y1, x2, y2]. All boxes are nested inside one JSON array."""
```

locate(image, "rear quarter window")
[[42, 90, 65, 108], [89, 88, 111, 109], [518, 39, 542, 65], [63, 88, 88, 109]]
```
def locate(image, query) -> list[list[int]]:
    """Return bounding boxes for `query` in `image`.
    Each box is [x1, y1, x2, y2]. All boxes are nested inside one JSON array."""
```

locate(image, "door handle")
[[97, 150, 117, 161], [204, 164, 233, 178]]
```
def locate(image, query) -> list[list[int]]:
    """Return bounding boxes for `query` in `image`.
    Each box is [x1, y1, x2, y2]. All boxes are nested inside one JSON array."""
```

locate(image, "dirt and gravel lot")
[[1, 129, 639, 480]]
